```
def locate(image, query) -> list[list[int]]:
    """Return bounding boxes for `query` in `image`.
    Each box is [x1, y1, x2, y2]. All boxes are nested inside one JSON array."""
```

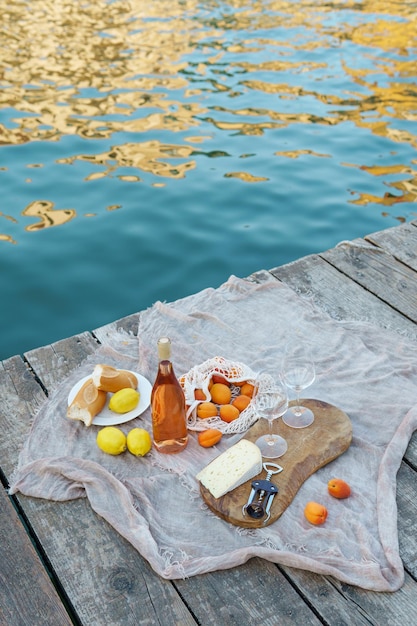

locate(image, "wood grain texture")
[[365, 221, 417, 270], [270, 254, 417, 340], [24, 332, 99, 391], [0, 487, 73, 626], [320, 242, 417, 323], [175, 558, 323, 626], [278, 566, 417, 626], [200, 400, 352, 528], [92, 312, 140, 344], [0, 356, 46, 478], [397, 462, 417, 577]]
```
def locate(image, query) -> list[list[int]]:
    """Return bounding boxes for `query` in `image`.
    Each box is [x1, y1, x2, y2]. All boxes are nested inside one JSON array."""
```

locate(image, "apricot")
[[197, 402, 218, 419], [240, 383, 255, 398], [219, 404, 240, 423], [328, 478, 351, 499], [304, 501, 328, 525], [198, 429, 223, 447], [194, 388, 207, 401], [231, 394, 251, 413], [210, 383, 232, 405], [211, 374, 231, 387]]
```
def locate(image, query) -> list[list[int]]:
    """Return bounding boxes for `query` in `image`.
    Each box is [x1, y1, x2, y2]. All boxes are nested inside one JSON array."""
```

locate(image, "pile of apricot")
[[192, 374, 256, 447], [194, 374, 255, 424]]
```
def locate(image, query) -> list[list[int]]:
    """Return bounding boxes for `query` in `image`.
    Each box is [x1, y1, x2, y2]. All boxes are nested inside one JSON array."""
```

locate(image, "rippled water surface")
[[1, 0, 416, 359]]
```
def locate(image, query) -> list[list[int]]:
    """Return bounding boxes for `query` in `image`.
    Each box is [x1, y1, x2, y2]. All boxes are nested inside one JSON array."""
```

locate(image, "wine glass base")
[[255, 434, 288, 458], [282, 406, 314, 429]]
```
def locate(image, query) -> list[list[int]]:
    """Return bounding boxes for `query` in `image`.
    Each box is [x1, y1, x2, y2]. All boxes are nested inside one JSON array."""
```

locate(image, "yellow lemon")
[[96, 426, 127, 455], [127, 428, 152, 457], [108, 388, 140, 414]]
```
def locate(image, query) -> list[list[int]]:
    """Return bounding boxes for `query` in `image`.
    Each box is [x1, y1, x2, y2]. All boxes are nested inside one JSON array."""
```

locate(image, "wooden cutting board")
[[200, 399, 352, 528]]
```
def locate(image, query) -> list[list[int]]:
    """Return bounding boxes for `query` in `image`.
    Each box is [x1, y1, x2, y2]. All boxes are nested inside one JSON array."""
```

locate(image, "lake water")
[[1, 0, 416, 360]]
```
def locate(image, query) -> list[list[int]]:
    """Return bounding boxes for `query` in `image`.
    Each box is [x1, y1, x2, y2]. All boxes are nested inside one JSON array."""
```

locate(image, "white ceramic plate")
[[67, 371, 152, 426]]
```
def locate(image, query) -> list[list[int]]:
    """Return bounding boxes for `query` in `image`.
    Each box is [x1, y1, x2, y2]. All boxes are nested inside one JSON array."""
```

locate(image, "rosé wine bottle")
[[151, 337, 188, 453]]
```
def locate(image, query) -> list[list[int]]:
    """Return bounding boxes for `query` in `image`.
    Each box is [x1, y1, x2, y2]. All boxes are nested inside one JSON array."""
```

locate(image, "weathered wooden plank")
[[24, 331, 99, 392], [405, 432, 417, 469], [365, 221, 417, 271], [92, 312, 140, 344], [320, 241, 417, 323], [397, 461, 417, 578], [278, 566, 417, 626], [0, 487, 73, 626], [11, 495, 197, 626], [269, 254, 417, 339], [0, 356, 46, 478], [175, 558, 322, 625]]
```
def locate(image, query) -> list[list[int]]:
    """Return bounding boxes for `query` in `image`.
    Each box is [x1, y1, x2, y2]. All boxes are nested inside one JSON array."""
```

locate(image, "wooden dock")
[[1, 221, 417, 625]]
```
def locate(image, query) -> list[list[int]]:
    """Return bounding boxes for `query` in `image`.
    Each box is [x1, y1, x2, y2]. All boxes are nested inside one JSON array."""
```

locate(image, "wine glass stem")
[[268, 418, 274, 444], [294, 388, 302, 415]]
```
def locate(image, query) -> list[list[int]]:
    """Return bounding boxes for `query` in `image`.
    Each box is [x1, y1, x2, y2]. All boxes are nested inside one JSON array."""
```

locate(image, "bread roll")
[[92, 364, 138, 393], [67, 379, 107, 427]]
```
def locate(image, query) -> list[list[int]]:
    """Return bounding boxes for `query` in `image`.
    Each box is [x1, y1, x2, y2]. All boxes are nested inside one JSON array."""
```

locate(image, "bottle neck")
[[159, 360, 172, 375]]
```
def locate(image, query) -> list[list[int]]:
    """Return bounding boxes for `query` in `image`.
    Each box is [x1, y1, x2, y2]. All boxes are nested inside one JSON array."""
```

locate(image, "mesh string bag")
[[179, 356, 276, 434]]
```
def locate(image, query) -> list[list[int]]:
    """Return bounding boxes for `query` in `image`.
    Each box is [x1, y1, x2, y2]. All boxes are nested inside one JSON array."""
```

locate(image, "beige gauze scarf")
[[10, 275, 417, 591]]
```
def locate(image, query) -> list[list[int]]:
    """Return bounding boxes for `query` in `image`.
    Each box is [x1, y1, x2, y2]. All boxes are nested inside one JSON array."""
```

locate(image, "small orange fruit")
[[211, 374, 231, 386], [328, 478, 351, 499], [240, 383, 255, 398], [219, 404, 240, 423], [198, 429, 223, 447], [210, 383, 232, 405], [232, 394, 251, 412], [197, 402, 218, 419], [304, 501, 328, 525], [194, 388, 207, 401]]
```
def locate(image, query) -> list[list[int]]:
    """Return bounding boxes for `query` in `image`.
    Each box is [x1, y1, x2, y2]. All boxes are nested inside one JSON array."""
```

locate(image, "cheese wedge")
[[196, 439, 262, 499]]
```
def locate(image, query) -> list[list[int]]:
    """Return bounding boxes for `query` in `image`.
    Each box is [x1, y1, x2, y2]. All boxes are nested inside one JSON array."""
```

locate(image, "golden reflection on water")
[[58, 141, 196, 180], [0, 0, 416, 236], [22, 201, 76, 231]]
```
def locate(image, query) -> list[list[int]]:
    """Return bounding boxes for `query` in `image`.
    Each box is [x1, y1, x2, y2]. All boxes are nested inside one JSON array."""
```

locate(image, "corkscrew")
[[242, 462, 283, 524]]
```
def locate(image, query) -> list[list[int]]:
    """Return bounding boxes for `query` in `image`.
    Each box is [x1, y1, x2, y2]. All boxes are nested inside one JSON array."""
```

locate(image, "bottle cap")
[[157, 337, 171, 361]]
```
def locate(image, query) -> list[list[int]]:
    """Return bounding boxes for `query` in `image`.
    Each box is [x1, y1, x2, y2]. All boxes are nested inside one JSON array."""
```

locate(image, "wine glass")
[[282, 344, 316, 428], [254, 372, 289, 458]]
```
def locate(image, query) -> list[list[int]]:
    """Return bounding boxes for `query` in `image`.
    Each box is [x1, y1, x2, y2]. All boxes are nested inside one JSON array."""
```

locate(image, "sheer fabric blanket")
[[9, 275, 417, 591]]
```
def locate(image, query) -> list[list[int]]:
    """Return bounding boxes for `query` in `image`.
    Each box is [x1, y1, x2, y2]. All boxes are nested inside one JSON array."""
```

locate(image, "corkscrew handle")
[[242, 462, 283, 523]]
